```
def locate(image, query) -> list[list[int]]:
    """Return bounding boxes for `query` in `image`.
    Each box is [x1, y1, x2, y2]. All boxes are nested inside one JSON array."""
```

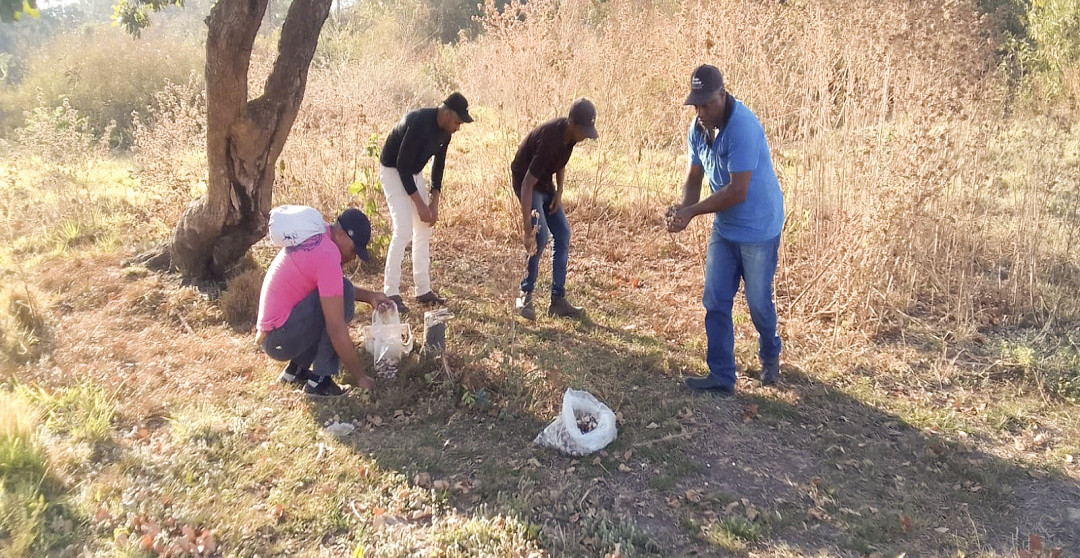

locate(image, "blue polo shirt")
[[687, 96, 784, 243]]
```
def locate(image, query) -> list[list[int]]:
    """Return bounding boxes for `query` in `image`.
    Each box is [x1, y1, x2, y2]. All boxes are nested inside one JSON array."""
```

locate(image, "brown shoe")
[[415, 291, 446, 306], [516, 291, 536, 321], [548, 295, 583, 318]]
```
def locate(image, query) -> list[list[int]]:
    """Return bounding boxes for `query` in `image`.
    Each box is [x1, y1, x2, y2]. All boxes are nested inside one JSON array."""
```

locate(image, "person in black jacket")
[[512, 98, 598, 320], [378, 92, 472, 314]]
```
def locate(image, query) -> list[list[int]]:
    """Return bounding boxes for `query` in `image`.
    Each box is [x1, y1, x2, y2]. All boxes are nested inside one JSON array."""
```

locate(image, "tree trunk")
[[167, 0, 333, 282]]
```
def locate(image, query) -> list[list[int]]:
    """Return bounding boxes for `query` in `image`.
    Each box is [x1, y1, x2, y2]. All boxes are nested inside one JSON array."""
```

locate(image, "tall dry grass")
[[451, 0, 1079, 335], [124, 0, 1080, 338]]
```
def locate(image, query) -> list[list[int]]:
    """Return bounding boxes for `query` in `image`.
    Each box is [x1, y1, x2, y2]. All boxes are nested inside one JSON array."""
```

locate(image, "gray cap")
[[569, 98, 598, 139]]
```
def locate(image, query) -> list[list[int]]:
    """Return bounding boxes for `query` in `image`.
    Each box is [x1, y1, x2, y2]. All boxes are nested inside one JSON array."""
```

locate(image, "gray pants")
[[261, 278, 355, 378]]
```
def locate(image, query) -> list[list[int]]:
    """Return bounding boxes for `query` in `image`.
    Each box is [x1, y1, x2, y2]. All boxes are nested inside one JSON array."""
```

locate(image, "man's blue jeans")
[[520, 190, 571, 298], [703, 225, 782, 388], [261, 278, 355, 378]]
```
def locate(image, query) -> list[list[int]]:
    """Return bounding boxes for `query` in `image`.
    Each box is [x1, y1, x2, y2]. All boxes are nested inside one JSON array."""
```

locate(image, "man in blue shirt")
[[667, 65, 785, 394]]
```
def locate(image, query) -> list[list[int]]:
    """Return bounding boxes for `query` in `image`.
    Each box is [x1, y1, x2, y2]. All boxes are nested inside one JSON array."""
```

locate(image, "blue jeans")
[[702, 224, 782, 388], [520, 190, 571, 298], [261, 278, 355, 378]]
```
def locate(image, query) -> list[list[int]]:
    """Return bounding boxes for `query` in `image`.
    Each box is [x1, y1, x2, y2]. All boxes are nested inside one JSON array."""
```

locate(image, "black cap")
[[336, 208, 371, 261], [684, 64, 725, 106], [569, 98, 599, 139], [442, 92, 474, 123]]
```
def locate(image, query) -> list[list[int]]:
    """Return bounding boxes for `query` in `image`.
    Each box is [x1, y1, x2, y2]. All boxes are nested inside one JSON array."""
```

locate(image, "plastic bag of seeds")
[[534, 388, 617, 456], [361, 306, 413, 379]]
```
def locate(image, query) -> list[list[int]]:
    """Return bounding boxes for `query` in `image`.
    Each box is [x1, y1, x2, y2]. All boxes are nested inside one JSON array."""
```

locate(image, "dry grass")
[[220, 263, 264, 330], [0, 284, 48, 366]]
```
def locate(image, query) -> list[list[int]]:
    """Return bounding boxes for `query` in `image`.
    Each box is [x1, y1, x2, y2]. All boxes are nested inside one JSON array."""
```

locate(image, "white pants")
[[381, 166, 433, 297]]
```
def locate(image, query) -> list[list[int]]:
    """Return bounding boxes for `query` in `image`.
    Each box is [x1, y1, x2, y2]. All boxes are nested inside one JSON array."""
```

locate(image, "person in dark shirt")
[[512, 98, 599, 320], [378, 92, 472, 314]]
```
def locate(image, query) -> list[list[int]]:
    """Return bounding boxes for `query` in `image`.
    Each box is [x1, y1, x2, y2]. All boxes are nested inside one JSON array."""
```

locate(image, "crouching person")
[[255, 208, 391, 397]]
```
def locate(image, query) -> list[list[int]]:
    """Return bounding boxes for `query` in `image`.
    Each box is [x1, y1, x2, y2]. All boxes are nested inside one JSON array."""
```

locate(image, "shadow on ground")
[[301, 282, 1080, 557]]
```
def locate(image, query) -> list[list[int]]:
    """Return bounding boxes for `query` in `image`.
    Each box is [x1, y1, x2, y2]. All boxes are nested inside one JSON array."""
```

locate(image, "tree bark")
[[168, 0, 333, 282]]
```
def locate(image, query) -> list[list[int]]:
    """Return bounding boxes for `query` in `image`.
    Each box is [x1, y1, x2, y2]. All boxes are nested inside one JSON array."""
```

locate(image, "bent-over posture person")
[[667, 65, 785, 394], [379, 92, 473, 315], [512, 98, 599, 320], [255, 208, 391, 397]]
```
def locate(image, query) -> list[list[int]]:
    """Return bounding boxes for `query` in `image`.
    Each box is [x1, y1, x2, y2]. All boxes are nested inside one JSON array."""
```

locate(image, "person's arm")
[[430, 141, 447, 195], [425, 140, 448, 225], [672, 117, 760, 228], [395, 121, 434, 223], [429, 190, 440, 224], [519, 171, 540, 254], [550, 167, 566, 215], [671, 171, 750, 230], [319, 295, 375, 390], [353, 283, 392, 311]]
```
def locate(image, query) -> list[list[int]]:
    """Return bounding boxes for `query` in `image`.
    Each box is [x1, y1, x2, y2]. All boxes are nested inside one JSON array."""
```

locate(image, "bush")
[[220, 265, 265, 331], [0, 24, 204, 146], [13, 97, 100, 164], [130, 73, 207, 223], [0, 285, 49, 367]]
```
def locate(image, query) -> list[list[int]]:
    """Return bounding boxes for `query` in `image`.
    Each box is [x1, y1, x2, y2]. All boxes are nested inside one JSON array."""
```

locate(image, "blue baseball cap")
[[336, 208, 371, 261]]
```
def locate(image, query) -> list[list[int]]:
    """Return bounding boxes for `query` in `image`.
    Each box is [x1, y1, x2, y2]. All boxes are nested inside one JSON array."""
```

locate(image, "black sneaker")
[[388, 295, 409, 315], [278, 364, 312, 387], [304, 376, 349, 397], [415, 291, 446, 306], [684, 375, 735, 395]]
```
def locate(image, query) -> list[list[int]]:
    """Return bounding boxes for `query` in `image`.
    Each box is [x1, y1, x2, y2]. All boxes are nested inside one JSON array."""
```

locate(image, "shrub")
[[220, 265, 265, 330], [0, 24, 204, 146], [13, 97, 98, 164], [0, 285, 49, 367]]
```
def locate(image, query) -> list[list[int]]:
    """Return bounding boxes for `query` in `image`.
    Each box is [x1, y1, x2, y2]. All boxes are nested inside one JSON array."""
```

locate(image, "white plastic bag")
[[361, 305, 413, 379], [268, 205, 326, 247], [534, 388, 617, 456]]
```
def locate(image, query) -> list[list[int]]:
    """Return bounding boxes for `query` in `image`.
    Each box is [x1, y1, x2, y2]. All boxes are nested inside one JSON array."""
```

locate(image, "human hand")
[[548, 193, 563, 215], [524, 210, 540, 255], [370, 293, 393, 312], [352, 372, 376, 391], [524, 231, 537, 256], [665, 205, 694, 233], [416, 202, 435, 225]]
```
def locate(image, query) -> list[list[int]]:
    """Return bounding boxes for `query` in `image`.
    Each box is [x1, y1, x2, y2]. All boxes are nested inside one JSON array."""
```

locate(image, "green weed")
[[18, 380, 115, 445]]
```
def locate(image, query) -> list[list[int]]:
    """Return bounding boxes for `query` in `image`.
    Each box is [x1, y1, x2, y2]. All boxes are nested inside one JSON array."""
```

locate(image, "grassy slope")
[[0, 147, 1077, 557]]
